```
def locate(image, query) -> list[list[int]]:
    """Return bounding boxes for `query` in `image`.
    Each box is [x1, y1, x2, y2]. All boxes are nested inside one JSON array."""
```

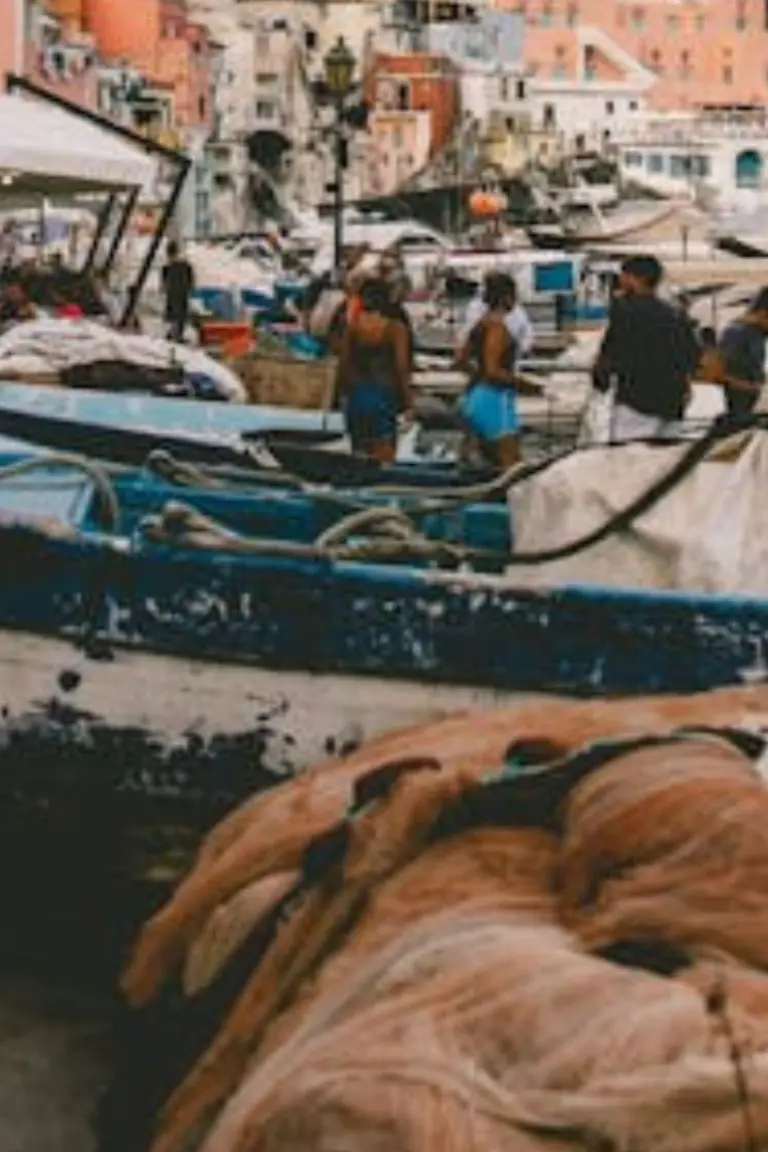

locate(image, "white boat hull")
[[0, 629, 514, 799]]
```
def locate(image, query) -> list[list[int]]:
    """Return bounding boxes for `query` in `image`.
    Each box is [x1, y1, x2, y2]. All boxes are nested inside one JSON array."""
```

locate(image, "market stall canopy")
[[0, 94, 157, 197]]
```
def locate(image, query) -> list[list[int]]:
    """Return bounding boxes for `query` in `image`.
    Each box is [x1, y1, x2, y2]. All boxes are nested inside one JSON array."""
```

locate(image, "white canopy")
[[0, 94, 158, 197]]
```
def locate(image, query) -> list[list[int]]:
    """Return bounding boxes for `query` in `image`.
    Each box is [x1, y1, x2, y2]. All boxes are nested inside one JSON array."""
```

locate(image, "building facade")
[[501, 0, 768, 112]]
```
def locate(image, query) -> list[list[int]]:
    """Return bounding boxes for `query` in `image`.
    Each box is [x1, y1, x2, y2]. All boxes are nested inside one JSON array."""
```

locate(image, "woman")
[[458, 273, 521, 467], [336, 278, 412, 462]]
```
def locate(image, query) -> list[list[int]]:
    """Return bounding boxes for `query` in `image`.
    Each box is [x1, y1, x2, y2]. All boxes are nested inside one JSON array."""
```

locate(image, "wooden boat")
[[0, 437, 767, 824], [0, 381, 499, 488]]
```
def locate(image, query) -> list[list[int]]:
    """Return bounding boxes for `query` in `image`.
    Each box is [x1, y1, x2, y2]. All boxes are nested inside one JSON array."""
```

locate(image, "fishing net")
[[117, 685, 768, 1152]]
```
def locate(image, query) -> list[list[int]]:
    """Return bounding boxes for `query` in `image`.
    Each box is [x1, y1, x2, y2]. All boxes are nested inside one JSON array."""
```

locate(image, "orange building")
[[500, 0, 768, 111], [366, 53, 461, 154], [81, 0, 215, 133], [0, 0, 23, 83]]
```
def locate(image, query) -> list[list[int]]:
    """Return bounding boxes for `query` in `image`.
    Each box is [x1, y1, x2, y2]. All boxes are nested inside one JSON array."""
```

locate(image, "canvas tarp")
[[0, 94, 156, 195], [507, 429, 768, 595]]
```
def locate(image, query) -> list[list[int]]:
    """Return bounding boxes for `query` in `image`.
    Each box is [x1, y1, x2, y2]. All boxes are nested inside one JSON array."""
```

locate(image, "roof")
[[0, 94, 157, 198]]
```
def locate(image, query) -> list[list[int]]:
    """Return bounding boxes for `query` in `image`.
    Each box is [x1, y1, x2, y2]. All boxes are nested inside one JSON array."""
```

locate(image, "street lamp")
[[324, 36, 356, 274]]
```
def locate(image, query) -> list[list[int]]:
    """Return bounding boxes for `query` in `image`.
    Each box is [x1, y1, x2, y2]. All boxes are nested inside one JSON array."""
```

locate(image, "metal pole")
[[333, 99, 344, 274], [98, 187, 139, 278], [119, 158, 191, 328], [81, 193, 118, 274], [5, 73, 184, 165]]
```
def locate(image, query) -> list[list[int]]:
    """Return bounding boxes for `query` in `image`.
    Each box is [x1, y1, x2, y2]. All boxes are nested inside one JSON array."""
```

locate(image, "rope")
[[136, 417, 762, 571], [0, 453, 121, 533], [142, 445, 574, 520]]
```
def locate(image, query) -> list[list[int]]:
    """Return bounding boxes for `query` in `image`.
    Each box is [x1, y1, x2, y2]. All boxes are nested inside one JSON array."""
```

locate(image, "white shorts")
[[610, 402, 682, 444]]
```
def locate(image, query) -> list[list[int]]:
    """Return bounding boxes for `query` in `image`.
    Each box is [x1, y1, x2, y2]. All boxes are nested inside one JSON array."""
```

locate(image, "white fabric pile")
[[507, 428, 768, 595], [0, 319, 246, 402]]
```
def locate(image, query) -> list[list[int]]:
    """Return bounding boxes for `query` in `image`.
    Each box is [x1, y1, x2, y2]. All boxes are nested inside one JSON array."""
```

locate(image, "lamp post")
[[324, 36, 356, 275]]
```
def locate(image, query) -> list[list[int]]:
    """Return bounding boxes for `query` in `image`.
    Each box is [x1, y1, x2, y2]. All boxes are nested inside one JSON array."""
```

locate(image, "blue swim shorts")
[[460, 382, 519, 442]]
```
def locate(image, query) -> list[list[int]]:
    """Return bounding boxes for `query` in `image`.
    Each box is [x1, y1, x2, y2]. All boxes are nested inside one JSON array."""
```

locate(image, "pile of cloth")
[[111, 684, 768, 1152], [0, 319, 246, 402]]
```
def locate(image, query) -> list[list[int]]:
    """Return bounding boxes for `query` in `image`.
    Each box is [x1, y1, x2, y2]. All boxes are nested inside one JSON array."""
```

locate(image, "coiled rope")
[[138, 417, 751, 569]]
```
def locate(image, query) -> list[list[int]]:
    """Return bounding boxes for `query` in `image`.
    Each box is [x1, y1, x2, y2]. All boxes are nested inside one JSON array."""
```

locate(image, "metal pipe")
[[81, 193, 118, 275], [4, 73, 185, 164], [119, 158, 191, 328], [333, 102, 344, 274], [98, 187, 139, 278]]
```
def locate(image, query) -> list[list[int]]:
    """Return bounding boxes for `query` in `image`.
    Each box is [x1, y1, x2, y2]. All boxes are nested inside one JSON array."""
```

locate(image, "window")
[[605, 100, 615, 114], [648, 153, 664, 173], [256, 72, 278, 86], [667, 13, 678, 34], [541, 3, 553, 26], [397, 82, 409, 110], [256, 100, 276, 120], [631, 6, 645, 31], [629, 100, 638, 111], [679, 49, 691, 80], [736, 3, 747, 31], [723, 64, 734, 83], [198, 95, 207, 119], [566, 3, 579, 26], [736, 148, 763, 187], [670, 154, 689, 178], [256, 35, 269, 56], [516, 78, 526, 99], [304, 28, 317, 50], [695, 13, 705, 32], [650, 48, 663, 74], [624, 151, 643, 167], [584, 44, 596, 79]]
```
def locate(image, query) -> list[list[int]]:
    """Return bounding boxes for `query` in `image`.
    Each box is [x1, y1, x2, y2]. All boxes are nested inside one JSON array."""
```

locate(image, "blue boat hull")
[[1, 516, 767, 695]]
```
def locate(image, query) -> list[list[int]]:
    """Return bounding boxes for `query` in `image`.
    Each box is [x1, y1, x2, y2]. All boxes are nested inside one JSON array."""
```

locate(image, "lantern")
[[324, 37, 356, 97]]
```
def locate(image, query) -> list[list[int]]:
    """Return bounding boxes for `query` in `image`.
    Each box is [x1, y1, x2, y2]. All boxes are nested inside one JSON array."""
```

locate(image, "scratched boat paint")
[[1, 510, 768, 804]]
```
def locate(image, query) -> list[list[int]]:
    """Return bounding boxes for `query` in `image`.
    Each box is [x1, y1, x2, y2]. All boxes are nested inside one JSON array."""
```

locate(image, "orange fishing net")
[[120, 685, 768, 1152]]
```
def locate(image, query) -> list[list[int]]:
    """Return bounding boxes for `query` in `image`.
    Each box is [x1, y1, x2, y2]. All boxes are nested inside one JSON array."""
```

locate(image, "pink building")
[[501, 0, 768, 110], [0, 0, 24, 83], [82, 0, 215, 134]]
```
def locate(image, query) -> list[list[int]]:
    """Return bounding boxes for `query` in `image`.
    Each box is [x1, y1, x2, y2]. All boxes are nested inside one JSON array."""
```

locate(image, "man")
[[0, 219, 20, 275], [592, 254, 701, 443], [161, 240, 195, 343], [457, 271, 534, 359], [717, 288, 768, 418]]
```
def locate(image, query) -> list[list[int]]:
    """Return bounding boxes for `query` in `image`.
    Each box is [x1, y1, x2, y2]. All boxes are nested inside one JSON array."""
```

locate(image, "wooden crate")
[[232, 352, 337, 410]]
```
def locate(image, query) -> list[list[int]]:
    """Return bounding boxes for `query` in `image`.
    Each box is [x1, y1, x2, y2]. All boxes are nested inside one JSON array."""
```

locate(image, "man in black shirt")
[[592, 254, 701, 442], [162, 241, 195, 343]]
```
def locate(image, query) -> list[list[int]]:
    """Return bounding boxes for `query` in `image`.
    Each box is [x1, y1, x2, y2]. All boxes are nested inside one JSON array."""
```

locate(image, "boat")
[[1, 420, 768, 819], [0, 382, 505, 487]]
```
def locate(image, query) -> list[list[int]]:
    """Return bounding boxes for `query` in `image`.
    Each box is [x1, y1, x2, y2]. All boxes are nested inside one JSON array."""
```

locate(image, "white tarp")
[[0, 319, 245, 402], [0, 95, 156, 193], [507, 430, 768, 596]]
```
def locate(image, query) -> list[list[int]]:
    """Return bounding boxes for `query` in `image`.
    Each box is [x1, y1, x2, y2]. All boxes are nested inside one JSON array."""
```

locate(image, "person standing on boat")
[[336, 277, 412, 462], [716, 289, 768, 419], [162, 241, 195, 343], [592, 254, 700, 443], [458, 273, 522, 468], [457, 271, 534, 360]]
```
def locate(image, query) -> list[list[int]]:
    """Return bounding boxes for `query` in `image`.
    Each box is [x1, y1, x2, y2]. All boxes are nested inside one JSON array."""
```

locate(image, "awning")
[[0, 94, 158, 196]]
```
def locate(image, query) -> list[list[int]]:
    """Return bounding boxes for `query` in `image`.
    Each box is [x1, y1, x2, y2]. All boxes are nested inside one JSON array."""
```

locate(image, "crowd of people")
[[591, 253, 768, 441]]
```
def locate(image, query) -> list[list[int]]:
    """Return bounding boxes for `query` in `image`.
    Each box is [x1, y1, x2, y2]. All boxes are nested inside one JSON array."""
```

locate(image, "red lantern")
[[468, 189, 507, 217]]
